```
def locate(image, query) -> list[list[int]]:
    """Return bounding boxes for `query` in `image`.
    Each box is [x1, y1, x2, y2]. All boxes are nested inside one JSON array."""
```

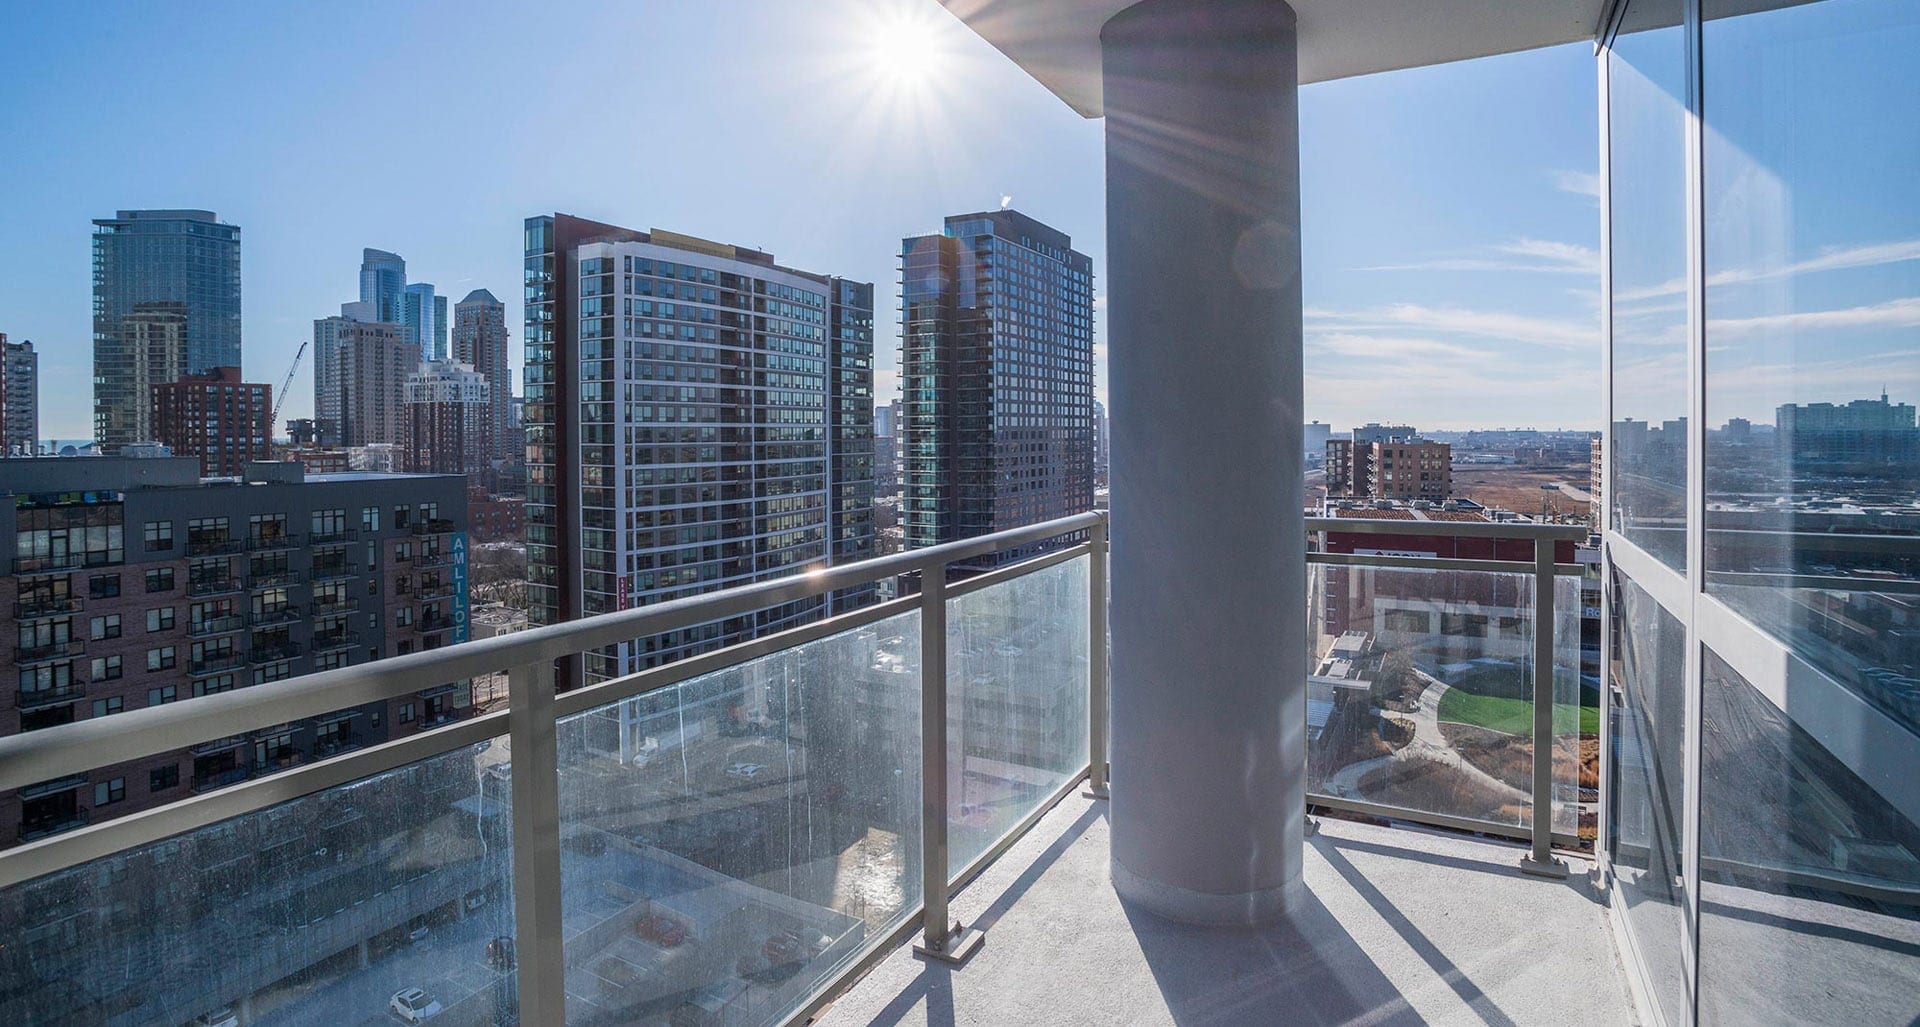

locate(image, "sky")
[[0, 0, 1610, 441]]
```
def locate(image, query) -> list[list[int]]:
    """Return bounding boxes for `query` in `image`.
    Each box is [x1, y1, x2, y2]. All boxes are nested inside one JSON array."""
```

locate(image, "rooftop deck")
[[821, 793, 1636, 1026]]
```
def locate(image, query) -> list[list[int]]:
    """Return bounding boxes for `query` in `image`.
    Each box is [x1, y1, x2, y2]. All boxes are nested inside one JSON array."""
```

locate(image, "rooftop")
[[820, 792, 1634, 1026]]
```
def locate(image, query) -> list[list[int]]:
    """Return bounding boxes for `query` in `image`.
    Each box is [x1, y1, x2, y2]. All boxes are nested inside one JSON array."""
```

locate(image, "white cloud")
[[1709, 296, 1920, 338], [1308, 302, 1599, 351], [1353, 237, 1599, 276], [1554, 169, 1602, 201], [1618, 236, 1920, 304]]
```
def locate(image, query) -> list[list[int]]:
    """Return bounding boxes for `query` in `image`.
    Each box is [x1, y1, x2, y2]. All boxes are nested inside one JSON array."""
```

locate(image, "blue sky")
[[0, 0, 1609, 440]]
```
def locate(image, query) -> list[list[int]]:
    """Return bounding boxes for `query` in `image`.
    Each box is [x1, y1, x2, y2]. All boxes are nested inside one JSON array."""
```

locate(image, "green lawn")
[[1437, 688, 1599, 735]]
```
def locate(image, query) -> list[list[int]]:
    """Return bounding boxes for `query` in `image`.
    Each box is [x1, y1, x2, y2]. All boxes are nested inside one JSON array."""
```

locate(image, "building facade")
[[358, 248, 407, 326], [150, 367, 273, 477], [405, 359, 491, 477], [404, 282, 446, 361], [522, 214, 874, 684], [1325, 428, 1452, 503], [453, 288, 513, 461], [0, 335, 36, 455], [314, 314, 413, 451], [91, 209, 241, 387], [0, 457, 471, 849], [95, 301, 189, 449], [899, 210, 1094, 568]]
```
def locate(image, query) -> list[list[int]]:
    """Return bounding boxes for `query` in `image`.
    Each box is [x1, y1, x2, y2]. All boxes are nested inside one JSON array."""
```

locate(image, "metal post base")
[[1304, 815, 1320, 837], [1520, 855, 1570, 879], [1082, 783, 1110, 800], [913, 924, 986, 965]]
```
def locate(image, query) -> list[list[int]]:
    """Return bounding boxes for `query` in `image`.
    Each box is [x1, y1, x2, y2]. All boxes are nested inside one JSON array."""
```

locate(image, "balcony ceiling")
[[938, 0, 1609, 117]]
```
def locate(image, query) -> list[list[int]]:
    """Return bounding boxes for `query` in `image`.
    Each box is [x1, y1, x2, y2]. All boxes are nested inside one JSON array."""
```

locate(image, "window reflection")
[[1609, 0, 1691, 570], [1702, 0, 1920, 730], [1698, 649, 1920, 1024]]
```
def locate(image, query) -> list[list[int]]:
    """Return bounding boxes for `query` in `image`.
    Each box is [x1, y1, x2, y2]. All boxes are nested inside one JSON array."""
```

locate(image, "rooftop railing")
[[0, 511, 1594, 1026]]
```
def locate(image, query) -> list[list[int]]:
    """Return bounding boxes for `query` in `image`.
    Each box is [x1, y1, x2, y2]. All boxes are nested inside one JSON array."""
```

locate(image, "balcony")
[[311, 596, 359, 616], [246, 532, 301, 552], [187, 575, 241, 598], [186, 535, 243, 557], [416, 615, 454, 634], [15, 683, 83, 710], [188, 614, 246, 638], [14, 596, 80, 619], [0, 513, 1633, 1027], [246, 569, 302, 590], [18, 807, 88, 843], [12, 552, 117, 575], [14, 640, 83, 664], [248, 641, 301, 664], [189, 652, 246, 675], [311, 630, 359, 653], [413, 550, 453, 568], [311, 561, 356, 582], [309, 528, 358, 546], [410, 518, 457, 537], [247, 605, 302, 627]]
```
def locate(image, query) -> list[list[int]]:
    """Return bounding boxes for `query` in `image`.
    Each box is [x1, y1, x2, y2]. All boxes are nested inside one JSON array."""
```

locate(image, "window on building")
[[94, 778, 126, 806], [398, 702, 416, 724], [146, 607, 175, 633], [145, 567, 175, 593], [89, 574, 120, 598], [91, 696, 123, 717], [89, 656, 122, 682], [147, 684, 177, 705], [149, 765, 179, 792], [143, 520, 174, 552], [88, 614, 122, 641], [254, 732, 294, 770], [362, 506, 380, 532], [311, 508, 346, 537], [146, 647, 177, 672]]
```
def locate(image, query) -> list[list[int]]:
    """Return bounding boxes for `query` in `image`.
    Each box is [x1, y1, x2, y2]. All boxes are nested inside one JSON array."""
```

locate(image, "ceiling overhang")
[[938, 0, 1612, 118]]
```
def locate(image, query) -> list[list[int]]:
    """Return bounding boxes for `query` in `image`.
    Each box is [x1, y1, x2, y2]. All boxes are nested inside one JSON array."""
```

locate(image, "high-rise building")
[[522, 214, 874, 684], [151, 367, 273, 477], [1304, 420, 1332, 468], [826, 278, 877, 608], [453, 288, 512, 460], [92, 211, 240, 448], [900, 209, 1094, 567], [0, 456, 472, 847], [96, 301, 188, 447], [401, 283, 448, 361], [1773, 391, 1918, 467], [1324, 428, 1451, 503], [1094, 399, 1111, 485], [314, 313, 413, 451], [0, 334, 37, 455], [405, 359, 491, 477], [358, 248, 407, 325]]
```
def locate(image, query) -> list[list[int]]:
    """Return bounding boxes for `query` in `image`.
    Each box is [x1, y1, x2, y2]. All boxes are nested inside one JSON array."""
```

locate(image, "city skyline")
[[7, 0, 1612, 441]]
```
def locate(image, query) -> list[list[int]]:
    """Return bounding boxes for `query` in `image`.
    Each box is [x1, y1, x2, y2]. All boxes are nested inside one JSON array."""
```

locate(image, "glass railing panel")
[[945, 556, 1091, 876], [1305, 562, 1589, 839], [0, 739, 516, 1027], [554, 610, 922, 1026]]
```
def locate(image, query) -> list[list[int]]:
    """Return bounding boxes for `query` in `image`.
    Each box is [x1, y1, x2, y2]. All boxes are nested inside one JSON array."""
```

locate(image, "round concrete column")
[[1102, 0, 1306, 925]]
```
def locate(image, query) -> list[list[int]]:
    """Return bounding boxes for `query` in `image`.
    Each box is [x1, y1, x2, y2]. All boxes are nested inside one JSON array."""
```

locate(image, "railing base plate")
[[913, 925, 985, 965], [1519, 855, 1570, 879]]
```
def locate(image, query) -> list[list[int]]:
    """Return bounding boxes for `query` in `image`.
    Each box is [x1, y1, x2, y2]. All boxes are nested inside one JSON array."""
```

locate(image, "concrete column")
[[1102, 0, 1306, 925]]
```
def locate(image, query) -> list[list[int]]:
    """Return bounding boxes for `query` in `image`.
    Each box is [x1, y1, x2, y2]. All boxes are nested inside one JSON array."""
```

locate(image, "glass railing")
[[1303, 516, 1591, 865], [0, 512, 1105, 1027]]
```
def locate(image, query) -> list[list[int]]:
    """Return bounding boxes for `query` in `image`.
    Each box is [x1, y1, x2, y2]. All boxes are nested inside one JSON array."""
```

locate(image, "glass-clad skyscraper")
[[523, 214, 875, 688], [359, 248, 407, 326], [91, 210, 241, 446], [1602, 1, 1920, 1022], [900, 210, 1095, 569]]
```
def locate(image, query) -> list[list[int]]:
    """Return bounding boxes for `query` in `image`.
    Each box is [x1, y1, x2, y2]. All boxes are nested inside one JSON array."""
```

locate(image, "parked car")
[[407, 922, 431, 944], [389, 987, 443, 1023], [724, 762, 765, 779], [487, 935, 516, 971], [192, 1008, 240, 1027]]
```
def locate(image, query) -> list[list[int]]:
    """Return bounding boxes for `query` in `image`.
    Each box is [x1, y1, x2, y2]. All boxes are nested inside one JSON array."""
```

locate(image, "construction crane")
[[270, 339, 309, 433]]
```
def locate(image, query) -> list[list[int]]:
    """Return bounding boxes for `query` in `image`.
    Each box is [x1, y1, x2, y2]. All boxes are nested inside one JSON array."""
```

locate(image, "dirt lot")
[[1451, 461, 1592, 522]]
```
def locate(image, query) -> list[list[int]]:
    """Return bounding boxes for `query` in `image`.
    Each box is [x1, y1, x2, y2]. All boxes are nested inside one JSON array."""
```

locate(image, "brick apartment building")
[[151, 366, 273, 477], [1, 457, 473, 848], [1326, 429, 1453, 502]]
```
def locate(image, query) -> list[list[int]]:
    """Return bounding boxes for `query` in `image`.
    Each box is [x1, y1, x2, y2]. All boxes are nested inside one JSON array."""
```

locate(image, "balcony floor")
[[820, 793, 1637, 1026]]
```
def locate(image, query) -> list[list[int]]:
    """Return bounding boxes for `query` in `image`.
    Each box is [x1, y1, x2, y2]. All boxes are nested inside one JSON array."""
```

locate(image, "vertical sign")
[[451, 531, 470, 644], [617, 574, 631, 611]]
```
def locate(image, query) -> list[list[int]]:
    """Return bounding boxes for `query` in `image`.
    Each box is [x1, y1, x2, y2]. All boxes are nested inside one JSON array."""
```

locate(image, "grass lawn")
[[1437, 688, 1599, 735]]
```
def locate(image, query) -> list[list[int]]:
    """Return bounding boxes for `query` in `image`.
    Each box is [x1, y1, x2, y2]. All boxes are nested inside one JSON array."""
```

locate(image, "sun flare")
[[865, 11, 944, 87]]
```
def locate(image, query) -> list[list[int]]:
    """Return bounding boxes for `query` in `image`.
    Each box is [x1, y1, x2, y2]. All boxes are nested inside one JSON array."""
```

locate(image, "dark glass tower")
[[91, 210, 242, 445], [900, 210, 1094, 568]]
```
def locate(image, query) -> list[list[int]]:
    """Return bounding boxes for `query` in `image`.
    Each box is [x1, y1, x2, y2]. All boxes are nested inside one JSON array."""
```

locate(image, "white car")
[[725, 762, 766, 779], [193, 1009, 240, 1027], [390, 987, 443, 1023]]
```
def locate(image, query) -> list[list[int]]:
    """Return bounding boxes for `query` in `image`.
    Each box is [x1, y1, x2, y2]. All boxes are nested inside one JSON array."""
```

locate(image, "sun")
[[864, 9, 945, 87]]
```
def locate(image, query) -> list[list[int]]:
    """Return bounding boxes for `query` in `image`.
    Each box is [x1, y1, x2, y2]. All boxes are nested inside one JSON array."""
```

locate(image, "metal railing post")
[[508, 660, 570, 1020], [1085, 516, 1110, 800], [913, 560, 984, 963], [1521, 539, 1569, 878]]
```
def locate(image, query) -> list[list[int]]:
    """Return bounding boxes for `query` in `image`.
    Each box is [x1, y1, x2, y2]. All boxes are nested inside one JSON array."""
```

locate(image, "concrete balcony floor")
[[820, 793, 1636, 1026]]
